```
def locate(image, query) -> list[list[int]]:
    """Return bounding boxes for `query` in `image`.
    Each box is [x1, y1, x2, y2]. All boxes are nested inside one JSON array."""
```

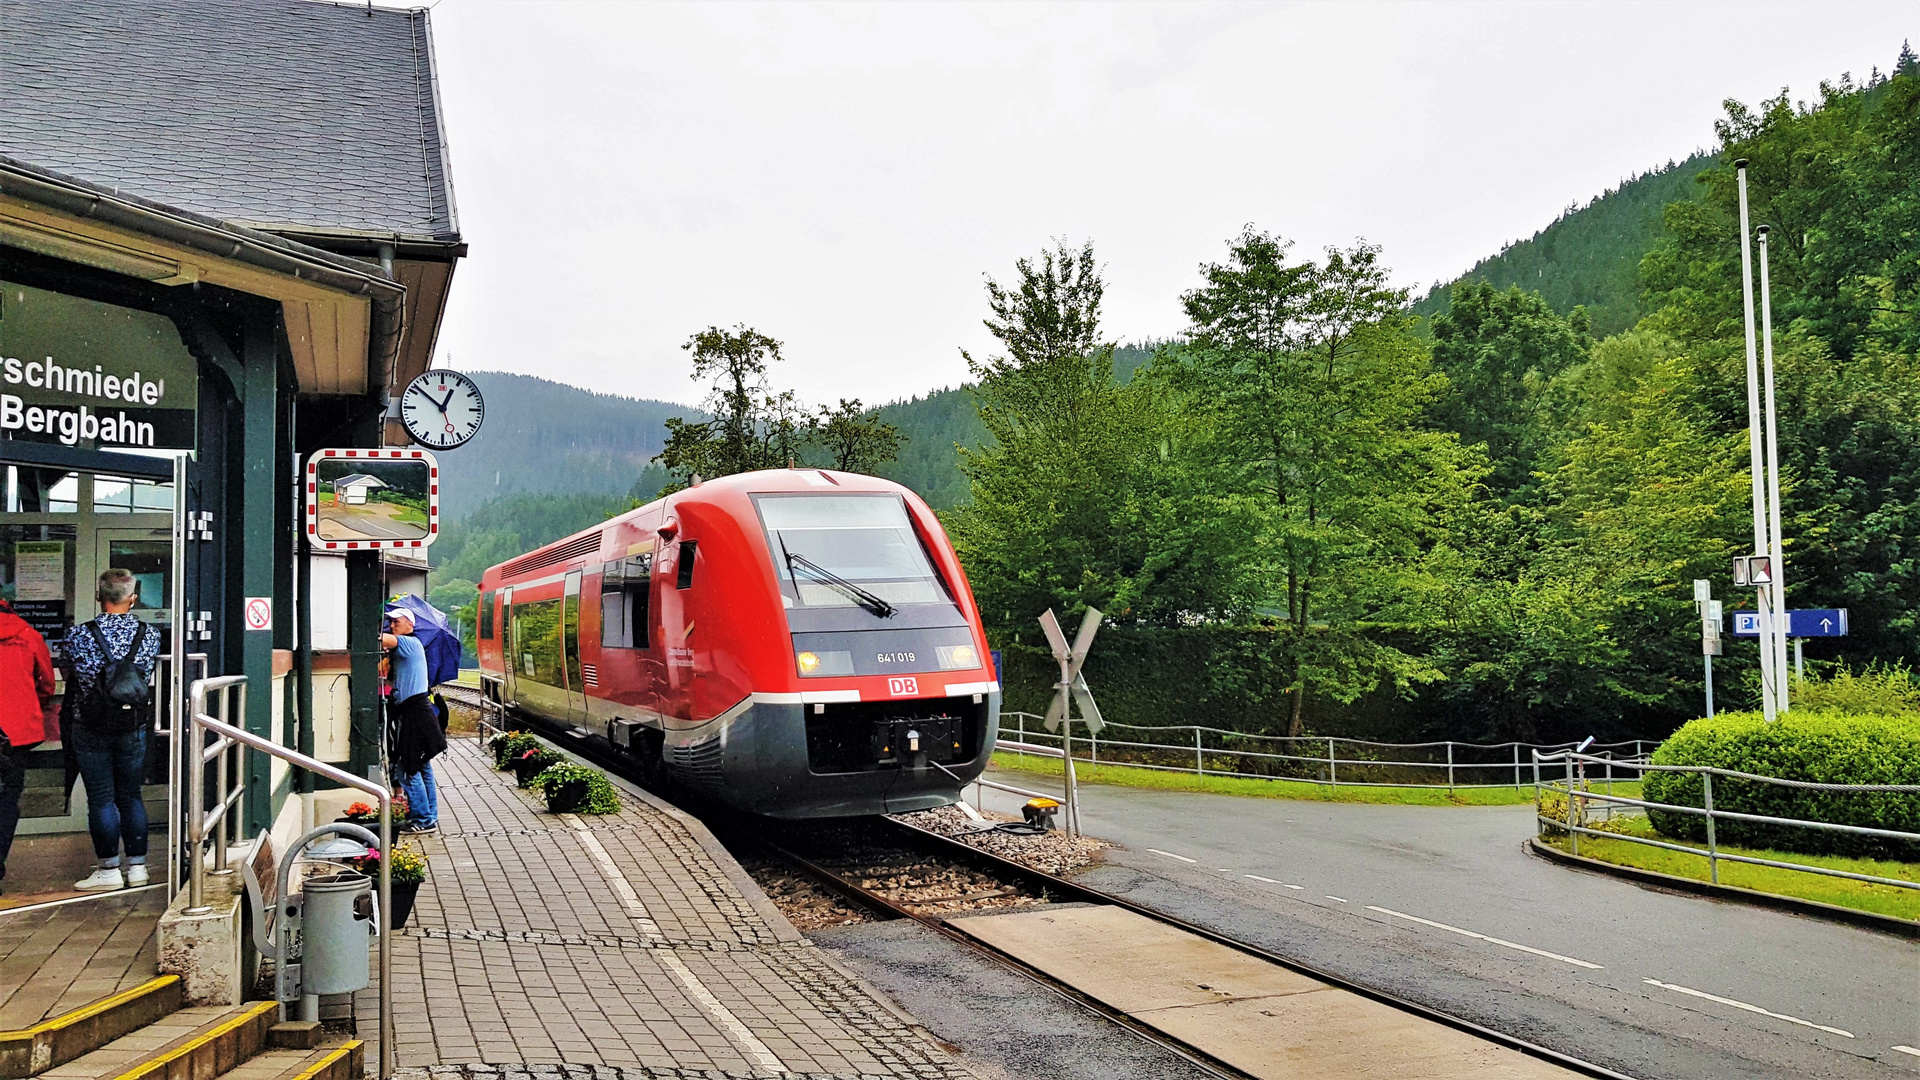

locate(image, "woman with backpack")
[[63, 569, 159, 891]]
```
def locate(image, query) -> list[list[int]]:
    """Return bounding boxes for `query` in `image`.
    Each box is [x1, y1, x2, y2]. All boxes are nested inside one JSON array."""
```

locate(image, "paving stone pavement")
[[360, 738, 973, 1080], [0, 887, 164, 1027]]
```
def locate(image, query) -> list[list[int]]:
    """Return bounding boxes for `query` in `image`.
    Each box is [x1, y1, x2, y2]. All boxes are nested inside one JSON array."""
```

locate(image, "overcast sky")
[[425, 1, 1916, 410]]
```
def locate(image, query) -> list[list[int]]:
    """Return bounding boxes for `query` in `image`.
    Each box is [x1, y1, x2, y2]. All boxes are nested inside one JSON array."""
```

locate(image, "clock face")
[[400, 370, 485, 450]]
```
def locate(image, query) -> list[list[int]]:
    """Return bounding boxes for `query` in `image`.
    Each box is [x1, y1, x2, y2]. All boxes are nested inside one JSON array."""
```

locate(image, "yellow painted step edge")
[[108, 1001, 278, 1080], [0, 977, 180, 1040], [284, 1041, 361, 1080]]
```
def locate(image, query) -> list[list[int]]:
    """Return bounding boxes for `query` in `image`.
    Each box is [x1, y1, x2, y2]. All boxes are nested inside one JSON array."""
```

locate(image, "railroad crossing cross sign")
[[1039, 607, 1104, 735]]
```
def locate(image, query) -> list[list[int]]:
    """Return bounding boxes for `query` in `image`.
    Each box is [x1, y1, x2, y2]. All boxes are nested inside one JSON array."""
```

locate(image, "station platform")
[[0, 889, 165, 1031], [367, 737, 974, 1080]]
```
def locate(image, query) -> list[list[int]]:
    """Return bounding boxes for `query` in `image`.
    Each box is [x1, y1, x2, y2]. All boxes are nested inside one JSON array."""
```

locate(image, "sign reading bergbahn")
[[0, 280, 199, 450], [304, 448, 440, 551]]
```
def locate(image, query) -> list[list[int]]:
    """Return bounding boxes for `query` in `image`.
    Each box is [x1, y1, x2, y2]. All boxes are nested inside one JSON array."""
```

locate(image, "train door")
[[499, 586, 516, 703], [562, 571, 587, 720]]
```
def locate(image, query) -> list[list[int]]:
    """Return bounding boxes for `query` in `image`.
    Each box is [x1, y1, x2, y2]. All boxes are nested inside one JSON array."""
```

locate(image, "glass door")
[[93, 529, 174, 630], [562, 571, 586, 719]]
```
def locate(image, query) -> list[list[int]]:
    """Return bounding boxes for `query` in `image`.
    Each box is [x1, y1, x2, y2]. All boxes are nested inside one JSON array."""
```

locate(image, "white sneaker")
[[124, 865, 150, 887], [74, 867, 125, 891]]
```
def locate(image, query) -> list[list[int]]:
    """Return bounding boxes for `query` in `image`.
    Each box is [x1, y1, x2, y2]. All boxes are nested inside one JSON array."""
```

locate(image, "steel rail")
[[698, 821, 1255, 1080]]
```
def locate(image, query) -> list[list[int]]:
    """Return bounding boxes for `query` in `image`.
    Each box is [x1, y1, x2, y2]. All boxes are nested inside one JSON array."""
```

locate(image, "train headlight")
[[795, 649, 854, 677], [935, 644, 978, 670]]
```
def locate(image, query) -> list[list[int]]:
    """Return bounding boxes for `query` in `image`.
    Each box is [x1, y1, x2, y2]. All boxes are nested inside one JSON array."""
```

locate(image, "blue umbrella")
[[386, 594, 461, 688]]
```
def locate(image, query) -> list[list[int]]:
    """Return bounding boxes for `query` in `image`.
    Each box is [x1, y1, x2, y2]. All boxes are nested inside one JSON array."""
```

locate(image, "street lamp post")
[[1735, 159, 1781, 721], [1757, 225, 1790, 713]]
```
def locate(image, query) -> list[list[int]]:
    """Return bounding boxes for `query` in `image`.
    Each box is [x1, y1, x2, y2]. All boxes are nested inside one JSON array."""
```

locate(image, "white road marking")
[[1368, 906, 1602, 969], [1244, 874, 1307, 892], [1642, 979, 1853, 1039], [1323, 895, 1347, 902], [1893, 1046, 1920, 1057], [1148, 848, 1198, 863], [563, 815, 788, 1073], [1217, 868, 1232, 872]]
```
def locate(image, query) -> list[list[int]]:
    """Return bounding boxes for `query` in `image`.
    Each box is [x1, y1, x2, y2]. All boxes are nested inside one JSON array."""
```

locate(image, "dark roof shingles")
[[0, 0, 457, 239]]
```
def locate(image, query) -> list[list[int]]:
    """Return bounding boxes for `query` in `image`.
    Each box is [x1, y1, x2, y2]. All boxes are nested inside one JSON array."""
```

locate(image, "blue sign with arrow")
[[1730, 608, 1848, 638]]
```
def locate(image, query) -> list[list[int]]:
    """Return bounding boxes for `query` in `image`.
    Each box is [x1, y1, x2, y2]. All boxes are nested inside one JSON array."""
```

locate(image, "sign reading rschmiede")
[[0, 280, 198, 451]]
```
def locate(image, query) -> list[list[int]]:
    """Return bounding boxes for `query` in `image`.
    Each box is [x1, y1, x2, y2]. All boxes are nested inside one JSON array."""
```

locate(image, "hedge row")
[[1642, 710, 1920, 859]]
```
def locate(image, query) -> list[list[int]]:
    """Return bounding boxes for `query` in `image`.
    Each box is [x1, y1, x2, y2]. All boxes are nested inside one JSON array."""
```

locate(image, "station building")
[[0, 0, 463, 932]]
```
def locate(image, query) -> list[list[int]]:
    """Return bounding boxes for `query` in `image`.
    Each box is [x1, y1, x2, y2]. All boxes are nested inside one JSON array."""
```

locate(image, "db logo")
[[887, 677, 919, 697]]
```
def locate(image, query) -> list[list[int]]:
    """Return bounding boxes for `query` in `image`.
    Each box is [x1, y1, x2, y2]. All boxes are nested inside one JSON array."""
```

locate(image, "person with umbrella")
[[383, 605, 445, 833]]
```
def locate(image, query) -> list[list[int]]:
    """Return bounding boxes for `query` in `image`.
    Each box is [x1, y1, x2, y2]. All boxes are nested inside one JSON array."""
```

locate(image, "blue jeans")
[[71, 725, 149, 862], [397, 760, 437, 827]]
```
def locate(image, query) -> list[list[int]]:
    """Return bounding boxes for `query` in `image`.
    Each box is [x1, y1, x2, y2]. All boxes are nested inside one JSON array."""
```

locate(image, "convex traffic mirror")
[[305, 448, 440, 550]]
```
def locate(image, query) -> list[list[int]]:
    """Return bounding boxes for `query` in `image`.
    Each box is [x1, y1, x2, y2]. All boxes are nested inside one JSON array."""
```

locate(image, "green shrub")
[[492, 732, 541, 770], [1642, 710, 1920, 859], [1793, 662, 1919, 716], [529, 762, 620, 815]]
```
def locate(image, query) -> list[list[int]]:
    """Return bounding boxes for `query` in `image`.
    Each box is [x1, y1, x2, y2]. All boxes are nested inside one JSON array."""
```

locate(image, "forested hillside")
[[434, 52, 1917, 744], [1412, 153, 1714, 336], [435, 372, 693, 520]]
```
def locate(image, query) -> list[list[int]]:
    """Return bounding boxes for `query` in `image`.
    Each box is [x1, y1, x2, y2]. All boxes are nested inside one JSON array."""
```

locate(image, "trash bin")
[[299, 871, 375, 995]]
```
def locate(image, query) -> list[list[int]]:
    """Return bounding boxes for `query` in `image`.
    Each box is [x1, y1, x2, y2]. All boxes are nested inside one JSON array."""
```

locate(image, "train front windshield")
[[755, 494, 949, 609]]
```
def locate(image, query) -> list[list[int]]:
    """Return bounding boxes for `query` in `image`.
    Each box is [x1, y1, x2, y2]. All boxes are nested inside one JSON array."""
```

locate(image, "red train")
[[476, 469, 1002, 817]]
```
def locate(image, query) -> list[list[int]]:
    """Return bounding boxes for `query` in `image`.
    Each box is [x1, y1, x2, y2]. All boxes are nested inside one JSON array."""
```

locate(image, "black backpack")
[[81, 621, 151, 733]]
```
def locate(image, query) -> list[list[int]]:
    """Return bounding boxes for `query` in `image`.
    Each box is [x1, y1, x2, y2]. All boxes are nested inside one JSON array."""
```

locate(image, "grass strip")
[[987, 750, 1641, 806], [1544, 815, 1920, 922]]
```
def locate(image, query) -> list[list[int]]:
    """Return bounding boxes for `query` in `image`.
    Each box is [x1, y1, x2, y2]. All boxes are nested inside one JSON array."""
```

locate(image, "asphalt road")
[[971, 778, 1920, 1079], [813, 917, 1223, 1080]]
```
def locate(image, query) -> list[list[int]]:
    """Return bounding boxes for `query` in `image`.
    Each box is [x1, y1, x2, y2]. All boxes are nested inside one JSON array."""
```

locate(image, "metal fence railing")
[[1532, 748, 1920, 892], [997, 711, 1654, 792], [186, 676, 397, 1079]]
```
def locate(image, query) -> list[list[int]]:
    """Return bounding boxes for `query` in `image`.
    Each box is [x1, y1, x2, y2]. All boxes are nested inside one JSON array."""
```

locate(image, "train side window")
[[676, 541, 697, 590], [479, 591, 495, 640], [601, 554, 651, 648]]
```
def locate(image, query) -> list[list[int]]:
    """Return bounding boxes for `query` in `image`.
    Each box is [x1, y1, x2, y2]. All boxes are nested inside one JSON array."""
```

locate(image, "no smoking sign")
[[244, 596, 273, 632]]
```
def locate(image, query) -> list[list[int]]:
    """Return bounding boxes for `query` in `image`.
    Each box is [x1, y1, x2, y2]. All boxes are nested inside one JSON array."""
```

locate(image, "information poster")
[[13, 541, 64, 600]]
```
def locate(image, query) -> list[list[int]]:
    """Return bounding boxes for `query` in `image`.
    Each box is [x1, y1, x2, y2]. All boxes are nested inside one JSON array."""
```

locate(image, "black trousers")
[[0, 736, 41, 873]]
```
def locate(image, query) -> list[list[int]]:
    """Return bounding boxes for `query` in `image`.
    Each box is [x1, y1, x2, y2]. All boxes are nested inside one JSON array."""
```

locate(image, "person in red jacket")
[[0, 598, 57, 887]]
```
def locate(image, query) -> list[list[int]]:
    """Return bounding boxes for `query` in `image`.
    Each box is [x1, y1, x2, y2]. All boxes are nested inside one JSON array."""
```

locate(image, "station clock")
[[400, 369, 485, 450]]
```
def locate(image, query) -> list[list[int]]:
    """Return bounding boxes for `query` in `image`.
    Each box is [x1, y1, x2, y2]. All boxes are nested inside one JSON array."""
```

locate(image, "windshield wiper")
[[783, 544, 896, 619]]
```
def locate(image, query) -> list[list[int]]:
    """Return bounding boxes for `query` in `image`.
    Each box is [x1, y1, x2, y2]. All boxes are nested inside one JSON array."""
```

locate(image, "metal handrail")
[[186, 676, 395, 1080], [1002, 712, 1652, 792], [156, 652, 208, 904], [1532, 748, 1920, 892], [1007, 711, 1651, 752]]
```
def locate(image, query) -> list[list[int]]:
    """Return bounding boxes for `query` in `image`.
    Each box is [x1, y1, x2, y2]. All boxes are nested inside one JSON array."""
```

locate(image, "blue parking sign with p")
[[1728, 608, 1848, 638]]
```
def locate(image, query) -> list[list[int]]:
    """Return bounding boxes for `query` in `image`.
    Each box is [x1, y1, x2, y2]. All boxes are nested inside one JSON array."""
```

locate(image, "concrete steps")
[[205, 1044, 362, 1080], [39, 1000, 276, 1080], [0, 976, 183, 1078]]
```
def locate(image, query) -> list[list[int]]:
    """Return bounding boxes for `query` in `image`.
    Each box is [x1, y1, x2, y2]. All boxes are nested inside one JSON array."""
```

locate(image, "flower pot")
[[387, 879, 421, 931], [513, 754, 553, 787], [544, 779, 590, 814]]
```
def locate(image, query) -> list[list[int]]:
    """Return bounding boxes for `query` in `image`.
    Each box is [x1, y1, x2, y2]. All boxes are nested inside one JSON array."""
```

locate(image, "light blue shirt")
[[390, 634, 428, 701]]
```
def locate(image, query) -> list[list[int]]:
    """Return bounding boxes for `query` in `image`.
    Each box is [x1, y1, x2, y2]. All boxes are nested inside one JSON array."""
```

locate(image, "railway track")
[[442, 685, 1636, 1080]]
